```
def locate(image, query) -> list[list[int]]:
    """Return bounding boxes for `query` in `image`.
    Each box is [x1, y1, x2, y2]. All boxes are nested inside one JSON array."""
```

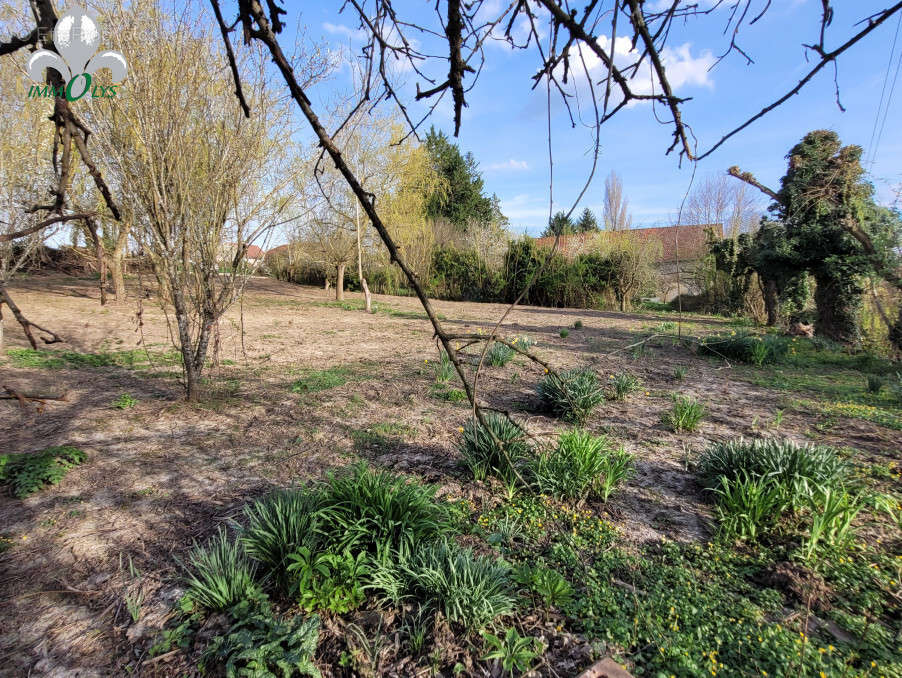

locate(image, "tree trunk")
[[813, 273, 861, 345], [336, 263, 345, 301], [0, 302, 4, 350], [171, 285, 214, 402], [761, 277, 779, 326], [110, 248, 125, 301], [85, 219, 107, 306], [356, 200, 373, 313]]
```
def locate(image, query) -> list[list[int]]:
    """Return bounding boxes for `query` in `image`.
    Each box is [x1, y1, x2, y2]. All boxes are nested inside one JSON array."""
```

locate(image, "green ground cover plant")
[[537, 367, 605, 424], [0, 446, 86, 498]]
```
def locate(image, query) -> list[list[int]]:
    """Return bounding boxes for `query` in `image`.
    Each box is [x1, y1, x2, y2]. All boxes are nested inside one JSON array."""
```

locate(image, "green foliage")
[[428, 246, 503, 302], [558, 328, 569, 338], [184, 528, 260, 612], [0, 446, 86, 498], [7, 347, 180, 370], [424, 127, 495, 227], [513, 564, 573, 608], [541, 210, 575, 237], [112, 393, 137, 409], [430, 384, 467, 403], [315, 464, 450, 558], [673, 365, 688, 380], [537, 367, 604, 424], [529, 430, 631, 502], [698, 331, 788, 366], [573, 319, 583, 329], [458, 413, 531, 483], [711, 473, 783, 542], [400, 541, 515, 630], [662, 394, 706, 433], [202, 602, 321, 678], [286, 547, 368, 613], [290, 366, 354, 393], [433, 350, 455, 382], [481, 628, 545, 676], [575, 207, 600, 233], [485, 341, 515, 367], [866, 374, 885, 394], [240, 490, 320, 592], [800, 488, 864, 560], [607, 371, 641, 401]]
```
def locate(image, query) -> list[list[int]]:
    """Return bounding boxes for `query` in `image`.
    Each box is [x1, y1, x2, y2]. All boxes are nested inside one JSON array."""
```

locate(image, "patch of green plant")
[[315, 463, 451, 558], [792, 397, 902, 430], [607, 371, 641, 401], [673, 365, 688, 380], [289, 366, 357, 393], [662, 394, 706, 432], [183, 527, 260, 611], [529, 430, 632, 502], [458, 413, 531, 484], [240, 490, 321, 593], [866, 374, 885, 394], [512, 563, 573, 608], [398, 540, 515, 630], [432, 350, 455, 382], [481, 627, 545, 676], [286, 547, 368, 614], [430, 384, 468, 403], [0, 446, 86, 498], [202, 600, 321, 678], [485, 341, 516, 367], [573, 320, 583, 329], [537, 367, 605, 424], [698, 331, 789, 366], [800, 488, 864, 560], [559, 328, 569, 338], [112, 393, 137, 409]]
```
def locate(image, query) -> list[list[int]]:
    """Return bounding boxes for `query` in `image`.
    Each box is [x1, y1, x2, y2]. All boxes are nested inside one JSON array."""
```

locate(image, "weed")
[[7, 347, 180, 370], [698, 332, 788, 366], [559, 328, 569, 338], [673, 365, 688, 380], [481, 628, 544, 676], [662, 394, 706, 433], [113, 393, 137, 409], [514, 564, 573, 608], [431, 385, 468, 403], [801, 489, 864, 560], [0, 446, 86, 498], [771, 408, 785, 429], [286, 547, 368, 613], [458, 413, 531, 483], [290, 366, 355, 393], [202, 601, 321, 678], [125, 591, 144, 623], [537, 367, 605, 424], [656, 321, 676, 333], [434, 350, 455, 382], [487, 514, 525, 547], [402, 604, 431, 655], [608, 371, 641, 401], [573, 320, 583, 329], [183, 527, 259, 611], [866, 374, 885, 394]]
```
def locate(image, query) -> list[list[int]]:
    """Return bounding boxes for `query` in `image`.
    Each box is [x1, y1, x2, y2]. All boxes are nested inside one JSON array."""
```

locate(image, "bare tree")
[[686, 174, 760, 237], [603, 171, 632, 232]]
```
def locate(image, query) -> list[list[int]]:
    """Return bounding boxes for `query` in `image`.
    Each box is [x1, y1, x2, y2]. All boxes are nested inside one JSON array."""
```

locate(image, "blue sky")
[[291, 1, 902, 236]]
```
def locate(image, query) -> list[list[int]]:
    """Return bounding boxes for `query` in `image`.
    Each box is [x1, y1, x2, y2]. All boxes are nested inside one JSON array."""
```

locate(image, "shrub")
[[573, 320, 583, 329], [0, 446, 86, 498], [316, 464, 450, 558], [530, 430, 631, 502], [240, 490, 321, 592], [698, 332, 788, 366], [202, 602, 321, 678], [696, 438, 847, 511], [481, 628, 545, 675], [401, 541, 515, 630], [608, 372, 641, 401], [458, 413, 531, 483], [537, 368, 604, 424], [286, 547, 368, 613], [866, 374, 885, 394], [662, 394, 706, 433], [485, 341, 516, 367], [559, 328, 569, 338], [184, 527, 259, 611]]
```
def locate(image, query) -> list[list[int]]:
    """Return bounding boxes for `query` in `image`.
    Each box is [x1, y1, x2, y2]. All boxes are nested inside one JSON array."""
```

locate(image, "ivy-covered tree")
[[423, 127, 494, 228], [541, 211, 575, 237]]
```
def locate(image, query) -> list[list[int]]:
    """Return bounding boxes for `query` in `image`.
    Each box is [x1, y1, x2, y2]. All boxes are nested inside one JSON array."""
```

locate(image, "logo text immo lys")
[[26, 7, 127, 101]]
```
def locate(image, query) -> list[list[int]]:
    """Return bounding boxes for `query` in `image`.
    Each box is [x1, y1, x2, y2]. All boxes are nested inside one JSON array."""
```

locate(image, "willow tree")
[[92, 0, 322, 399]]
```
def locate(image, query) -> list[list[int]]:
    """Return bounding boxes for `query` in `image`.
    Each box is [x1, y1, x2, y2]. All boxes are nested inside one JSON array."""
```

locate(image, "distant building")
[[533, 223, 722, 301]]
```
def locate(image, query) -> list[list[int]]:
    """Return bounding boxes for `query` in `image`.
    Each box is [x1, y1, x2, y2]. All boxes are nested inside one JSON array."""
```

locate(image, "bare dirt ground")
[[0, 274, 898, 677]]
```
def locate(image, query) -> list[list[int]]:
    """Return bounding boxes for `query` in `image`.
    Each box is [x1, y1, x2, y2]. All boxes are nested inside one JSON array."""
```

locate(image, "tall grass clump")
[[662, 394, 706, 433], [316, 464, 450, 558], [698, 332, 788, 366], [608, 372, 641, 401], [458, 413, 531, 483], [537, 367, 604, 424], [184, 527, 259, 611], [240, 490, 321, 591], [400, 541, 515, 630], [530, 430, 633, 502], [434, 350, 455, 382], [485, 341, 516, 367]]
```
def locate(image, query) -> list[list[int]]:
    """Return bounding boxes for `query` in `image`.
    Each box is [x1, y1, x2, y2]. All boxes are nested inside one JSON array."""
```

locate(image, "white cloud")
[[322, 22, 366, 40], [488, 158, 530, 171]]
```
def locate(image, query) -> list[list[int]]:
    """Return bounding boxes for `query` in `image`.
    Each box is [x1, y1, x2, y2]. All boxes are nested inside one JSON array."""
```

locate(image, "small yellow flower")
[[644, 391, 650, 396], [424, 359, 429, 363], [457, 426, 464, 433]]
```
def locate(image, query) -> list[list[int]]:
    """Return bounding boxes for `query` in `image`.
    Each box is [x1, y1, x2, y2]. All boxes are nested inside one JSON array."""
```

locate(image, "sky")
[[289, 0, 902, 236]]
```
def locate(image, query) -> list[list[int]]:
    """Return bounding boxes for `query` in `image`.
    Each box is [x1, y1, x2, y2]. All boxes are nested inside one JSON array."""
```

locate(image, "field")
[[1, 275, 900, 677]]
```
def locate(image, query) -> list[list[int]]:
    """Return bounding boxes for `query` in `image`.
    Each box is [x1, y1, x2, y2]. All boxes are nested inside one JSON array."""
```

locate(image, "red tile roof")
[[244, 245, 264, 260], [533, 223, 722, 263]]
